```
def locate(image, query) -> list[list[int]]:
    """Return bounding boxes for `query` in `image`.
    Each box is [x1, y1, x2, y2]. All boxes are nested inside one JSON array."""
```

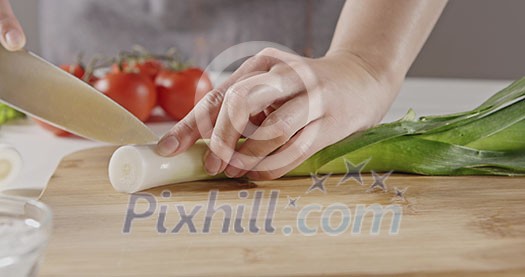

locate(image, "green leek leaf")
[[290, 77, 525, 177]]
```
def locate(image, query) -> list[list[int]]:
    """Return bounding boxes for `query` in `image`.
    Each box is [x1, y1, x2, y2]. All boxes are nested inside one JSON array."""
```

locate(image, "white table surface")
[[0, 77, 513, 192]]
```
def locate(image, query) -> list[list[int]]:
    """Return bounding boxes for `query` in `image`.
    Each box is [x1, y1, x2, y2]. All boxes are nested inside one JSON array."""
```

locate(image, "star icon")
[[391, 187, 408, 202], [285, 195, 301, 209], [306, 173, 331, 194], [366, 171, 392, 193], [337, 158, 369, 186]]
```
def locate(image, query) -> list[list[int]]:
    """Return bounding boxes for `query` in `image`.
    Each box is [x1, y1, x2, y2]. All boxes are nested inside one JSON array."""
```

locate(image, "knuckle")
[[288, 60, 309, 73], [282, 60, 308, 76], [269, 63, 288, 74], [224, 84, 250, 107], [281, 59, 301, 68], [259, 47, 280, 57], [202, 89, 225, 108], [270, 61, 307, 85], [244, 55, 267, 68]]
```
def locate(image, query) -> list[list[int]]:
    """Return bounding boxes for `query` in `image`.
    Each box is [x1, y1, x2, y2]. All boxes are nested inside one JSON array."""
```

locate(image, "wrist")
[[325, 48, 406, 88]]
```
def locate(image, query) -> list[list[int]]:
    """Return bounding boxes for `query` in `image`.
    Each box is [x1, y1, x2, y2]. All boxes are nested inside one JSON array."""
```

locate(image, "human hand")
[[157, 47, 402, 180], [0, 0, 26, 51]]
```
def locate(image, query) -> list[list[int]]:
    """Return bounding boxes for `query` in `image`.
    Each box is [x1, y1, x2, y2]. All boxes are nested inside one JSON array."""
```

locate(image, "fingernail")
[[5, 30, 24, 50], [204, 151, 222, 176], [225, 158, 244, 178], [157, 136, 179, 156], [225, 167, 239, 178]]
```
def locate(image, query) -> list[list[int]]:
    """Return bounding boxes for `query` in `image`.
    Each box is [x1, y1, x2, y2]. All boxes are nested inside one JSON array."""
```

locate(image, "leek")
[[110, 78, 525, 193], [290, 77, 525, 176]]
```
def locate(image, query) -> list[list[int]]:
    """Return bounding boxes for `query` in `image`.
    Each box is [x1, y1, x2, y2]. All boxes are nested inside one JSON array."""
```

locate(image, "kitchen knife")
[[0, 46, 158, 145]]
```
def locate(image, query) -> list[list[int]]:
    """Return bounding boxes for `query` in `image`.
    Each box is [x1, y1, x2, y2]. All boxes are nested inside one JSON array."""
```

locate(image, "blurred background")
[[11, 0, 525, 80]]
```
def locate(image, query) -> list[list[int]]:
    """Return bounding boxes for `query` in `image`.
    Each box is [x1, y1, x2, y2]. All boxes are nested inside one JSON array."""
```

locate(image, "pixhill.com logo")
[[123, 159, 407, 236]]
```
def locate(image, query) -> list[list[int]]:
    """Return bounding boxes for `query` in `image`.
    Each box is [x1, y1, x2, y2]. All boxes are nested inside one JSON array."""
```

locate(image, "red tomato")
[[59, 64, 85, 79], [94, 72, 157, 122], [155, 68, 213, 121], [33, 119, 72, 137], [88, 76, 99, 86], [111, 59, 163, 80]]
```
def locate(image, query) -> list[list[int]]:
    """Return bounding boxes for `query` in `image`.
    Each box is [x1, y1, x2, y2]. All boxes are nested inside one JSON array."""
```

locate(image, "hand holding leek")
[[156, 0, 447, 180], [157, 48, 401, 181], [110, 78, 525, 193]]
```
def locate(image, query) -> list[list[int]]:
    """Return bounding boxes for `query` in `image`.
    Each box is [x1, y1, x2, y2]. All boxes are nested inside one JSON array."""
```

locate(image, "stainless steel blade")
[[0, 46, 158, 145]]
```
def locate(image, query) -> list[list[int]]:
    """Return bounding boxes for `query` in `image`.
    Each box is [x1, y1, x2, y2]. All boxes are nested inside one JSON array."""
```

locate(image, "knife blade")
[[0, 46, 158, 145]]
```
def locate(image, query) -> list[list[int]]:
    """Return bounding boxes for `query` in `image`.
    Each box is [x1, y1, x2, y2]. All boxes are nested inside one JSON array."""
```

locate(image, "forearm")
[[328, 0, 447, 83]]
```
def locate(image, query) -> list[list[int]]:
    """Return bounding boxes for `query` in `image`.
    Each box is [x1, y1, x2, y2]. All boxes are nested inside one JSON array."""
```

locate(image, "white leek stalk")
[[109, 143, 216, 193]]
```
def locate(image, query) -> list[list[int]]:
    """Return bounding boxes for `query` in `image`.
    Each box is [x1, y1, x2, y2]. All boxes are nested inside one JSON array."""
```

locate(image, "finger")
[[247, 119, 325, 180], [203, 80, 252, 175], [212, 47, 299, 99], [156, 89, 223, 156], [225, 70, 271, 130], [224, 93, 314, 178], [244, 70, 306, 114], [222, 66, 310, 141], [157, 50, 281, 156], [246, 117, 348, 180], [215, 52, 281, 92], [0, 0, 26, 51], [205, 69, 307, 176]]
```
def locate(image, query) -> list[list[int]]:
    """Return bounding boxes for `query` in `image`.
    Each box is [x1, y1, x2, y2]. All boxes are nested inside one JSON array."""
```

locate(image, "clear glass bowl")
[[0, 196, 52, 277]]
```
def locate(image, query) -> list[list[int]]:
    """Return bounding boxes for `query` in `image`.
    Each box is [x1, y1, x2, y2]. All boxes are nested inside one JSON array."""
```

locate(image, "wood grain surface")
[[39, 147, 525, 276]]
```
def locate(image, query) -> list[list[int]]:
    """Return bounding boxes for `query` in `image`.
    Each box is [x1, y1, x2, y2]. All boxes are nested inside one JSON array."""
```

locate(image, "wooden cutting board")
[[39, 147, 525, 276]]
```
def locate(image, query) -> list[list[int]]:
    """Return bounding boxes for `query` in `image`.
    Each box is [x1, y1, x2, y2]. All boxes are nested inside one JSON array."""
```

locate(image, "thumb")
[[0, 0, 26, 51]]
